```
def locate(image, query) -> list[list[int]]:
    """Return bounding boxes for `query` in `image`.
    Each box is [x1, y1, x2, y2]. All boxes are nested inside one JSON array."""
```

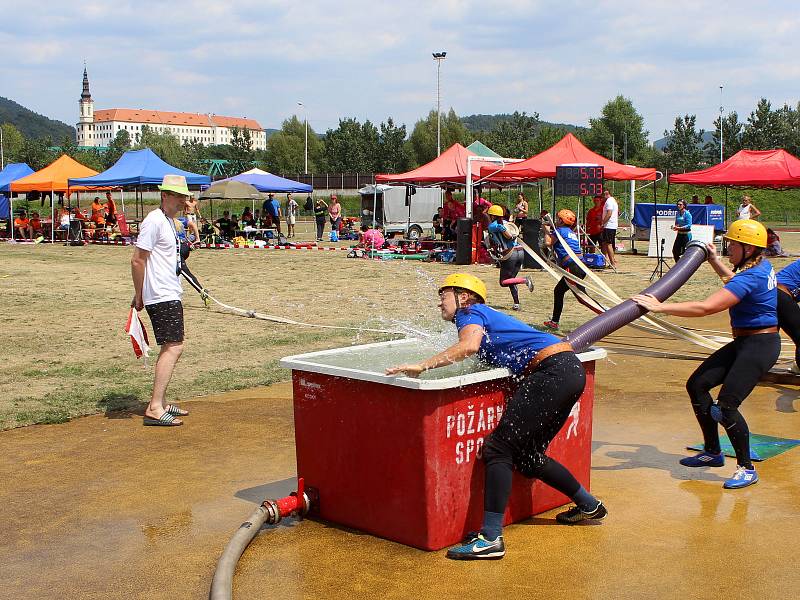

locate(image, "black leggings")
[[672, 233, 690, 262], [483, 352, 587, 514], [552, 263, 587, 322], [777, 290, 800, 365], [499, 250, 524, 304], [686, 333, 780, 468]]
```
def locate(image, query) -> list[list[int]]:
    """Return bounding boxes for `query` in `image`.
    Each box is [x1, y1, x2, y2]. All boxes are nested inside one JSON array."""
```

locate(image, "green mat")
[[688, 433, 800, 462]]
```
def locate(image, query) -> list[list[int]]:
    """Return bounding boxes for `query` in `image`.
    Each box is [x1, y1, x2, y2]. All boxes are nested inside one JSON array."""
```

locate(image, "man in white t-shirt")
[[131, 174, 192, 426], [601, 189, 619, 269]]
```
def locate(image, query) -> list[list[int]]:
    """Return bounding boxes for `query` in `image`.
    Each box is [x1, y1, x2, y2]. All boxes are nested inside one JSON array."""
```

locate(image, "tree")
[[584, 96, 649, 163], [775, 102, 800, 156], [378, 117, 409, 173], [532, 126, 568, 154], [406, 109, 470, 167], [229, 126, 255, 173], [181, 139, 207, 175], [742, 98, 781, 150], [264, 116, 323, 173], [103, 129, 131, 169], [706, 111, 743, 162], [323, 118, 380, 172], [1, 123, 25, 164], [18, 136, 55, 170], [484, 111, 541, 159], [60, 134, 79, 158], [662, 114, 705, 173]]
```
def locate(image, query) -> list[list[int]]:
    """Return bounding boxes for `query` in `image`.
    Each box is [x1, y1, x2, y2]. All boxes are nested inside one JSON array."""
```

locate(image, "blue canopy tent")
[[0, 163, 35, 236], [69, 148, 211, 218], [221, 168, 312, 193]]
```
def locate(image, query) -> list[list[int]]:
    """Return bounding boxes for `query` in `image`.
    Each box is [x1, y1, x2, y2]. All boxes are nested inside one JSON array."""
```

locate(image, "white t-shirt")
[[603, 196, 619, 230], [737, 204, 752, 219], [135, 208, 183, 306]]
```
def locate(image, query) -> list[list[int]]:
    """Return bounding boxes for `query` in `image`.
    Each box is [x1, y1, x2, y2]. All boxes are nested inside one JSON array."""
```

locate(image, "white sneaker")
[[512, 304, 521, 311], [525, 276, 535, 292]]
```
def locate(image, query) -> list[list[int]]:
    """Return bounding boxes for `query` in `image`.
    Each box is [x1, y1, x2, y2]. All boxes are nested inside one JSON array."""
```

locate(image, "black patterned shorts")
[[145, 300, 184, 345]]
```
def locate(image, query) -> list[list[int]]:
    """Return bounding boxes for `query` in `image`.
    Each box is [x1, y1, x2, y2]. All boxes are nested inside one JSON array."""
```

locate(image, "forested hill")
[[461, 113, 586, 134], [0, 97, 75, 140]]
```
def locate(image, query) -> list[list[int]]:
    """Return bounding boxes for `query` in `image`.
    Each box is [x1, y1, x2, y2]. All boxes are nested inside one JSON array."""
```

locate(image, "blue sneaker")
[[679, 451, 724, 467], [446, 533, 505, 560], [723, 466, 759, 489]]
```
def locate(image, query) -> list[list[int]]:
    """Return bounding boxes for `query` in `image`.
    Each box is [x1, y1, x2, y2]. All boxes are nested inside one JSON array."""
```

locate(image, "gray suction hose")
[[564, 240, 710, 353]]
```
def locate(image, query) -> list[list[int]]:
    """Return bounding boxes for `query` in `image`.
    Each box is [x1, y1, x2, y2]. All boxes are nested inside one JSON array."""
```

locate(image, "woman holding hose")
[[387, 273, 606, 560], [633, 220, 779, 489]]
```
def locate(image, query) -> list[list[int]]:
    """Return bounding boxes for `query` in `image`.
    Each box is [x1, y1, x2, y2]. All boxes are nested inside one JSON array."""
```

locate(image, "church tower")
[[76, 67, 95, 146]]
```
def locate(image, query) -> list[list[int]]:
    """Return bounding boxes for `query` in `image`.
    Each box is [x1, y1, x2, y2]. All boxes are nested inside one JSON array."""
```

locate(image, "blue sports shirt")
[[487, 221, 518, 252], [675, 210, 692, 240], [776, 259, 800, 299], [454, 304, 560, 374], [723, 259, 777, 328], [553, 226, 582, 266]]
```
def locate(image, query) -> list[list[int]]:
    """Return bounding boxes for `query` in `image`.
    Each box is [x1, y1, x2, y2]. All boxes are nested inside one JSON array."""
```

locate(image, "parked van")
[[358, 184, 441, 240]]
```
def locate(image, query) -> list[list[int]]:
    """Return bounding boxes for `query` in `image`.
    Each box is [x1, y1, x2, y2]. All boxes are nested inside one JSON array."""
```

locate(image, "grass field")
[[3, 222, 800, 429]]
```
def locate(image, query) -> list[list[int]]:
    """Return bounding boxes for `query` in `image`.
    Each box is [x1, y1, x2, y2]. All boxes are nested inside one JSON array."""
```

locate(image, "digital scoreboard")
[[554, 165, 604, 197]]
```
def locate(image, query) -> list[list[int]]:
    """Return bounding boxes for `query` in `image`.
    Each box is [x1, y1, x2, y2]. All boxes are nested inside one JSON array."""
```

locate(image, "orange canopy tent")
[[478, 133, 658, 182], [10, 155, 102, 242], [10, 154, 100, 193]]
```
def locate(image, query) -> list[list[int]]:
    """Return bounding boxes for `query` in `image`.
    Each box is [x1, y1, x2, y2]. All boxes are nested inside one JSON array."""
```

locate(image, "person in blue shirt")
[[671, 199, 693, 262], [543, 209, 585, 330], [386, 273, 607, 560], [776, 258, 800, 369], [486, 204, 533, 310], [633, 220, 779, 490]]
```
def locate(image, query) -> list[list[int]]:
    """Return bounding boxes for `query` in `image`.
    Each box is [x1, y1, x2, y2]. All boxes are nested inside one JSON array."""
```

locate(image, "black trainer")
[[556, 501, 608, 524]]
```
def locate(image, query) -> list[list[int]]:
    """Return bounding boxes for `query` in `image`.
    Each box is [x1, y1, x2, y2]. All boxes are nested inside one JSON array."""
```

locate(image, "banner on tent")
[[647, 217, 714, 257]]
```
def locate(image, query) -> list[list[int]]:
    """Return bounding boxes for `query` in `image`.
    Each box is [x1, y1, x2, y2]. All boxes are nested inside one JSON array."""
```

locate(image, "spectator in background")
[[704, 195, 715, 205], [265, 193, 282, 235], [29, 212, 44, 238], [215, 210, 235, 240], [253, 209, 262, 227], [90, 196, 106, 228], [58, 205, 71, 233], [14, 210, 33, 239], [105, 191, 118, 227], [514, 193, 529, 221], [432, 211, 443, 238], [737, 195, 761, 220], [691, 195, 700, 204], [241, 207, 255, 227], [328, 194, 342, 233], [472, 189, 492, 228], [286, 193, 298, 238], [766, 228, 785, 257], [585, 194, 605, 252], [600, 188, 619, 269], [359, 224, 385, 249], [314, 197, 328, 241], [442, 189, 465, 241], [671, 199, 693, 262]]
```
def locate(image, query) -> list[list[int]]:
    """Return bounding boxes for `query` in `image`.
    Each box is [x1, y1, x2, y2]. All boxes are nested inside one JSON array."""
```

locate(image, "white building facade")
[[76, 69, 266, 150]]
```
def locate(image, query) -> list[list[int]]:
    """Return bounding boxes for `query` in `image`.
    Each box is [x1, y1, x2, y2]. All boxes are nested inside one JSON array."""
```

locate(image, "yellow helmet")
[[487, 204, 505, 217], [724, 219, 767, 248], [439, 273, 487, 303]]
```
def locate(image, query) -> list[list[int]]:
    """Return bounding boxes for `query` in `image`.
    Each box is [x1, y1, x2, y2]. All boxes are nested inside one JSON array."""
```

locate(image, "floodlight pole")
[[298, 102, 308, 174], [719, 85, 724, 163], [432, 52, 447, 157]]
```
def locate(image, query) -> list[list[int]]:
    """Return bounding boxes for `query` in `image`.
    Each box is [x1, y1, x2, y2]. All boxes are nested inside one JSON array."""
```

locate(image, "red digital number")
[[580, 167, 587, 179], [579, 183, 588, 195]]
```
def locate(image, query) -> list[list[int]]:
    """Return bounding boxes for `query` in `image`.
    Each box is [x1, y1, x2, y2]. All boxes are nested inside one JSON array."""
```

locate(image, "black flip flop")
[[143, 413, 183, 426]]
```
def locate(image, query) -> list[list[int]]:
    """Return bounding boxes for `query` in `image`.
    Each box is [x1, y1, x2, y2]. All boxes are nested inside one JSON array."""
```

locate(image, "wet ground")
[[3, 318, 800, 599]]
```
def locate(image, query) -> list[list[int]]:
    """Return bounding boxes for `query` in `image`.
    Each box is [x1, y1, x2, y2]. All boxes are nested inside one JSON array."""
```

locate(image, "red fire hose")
[[210, 478, 312, 600]]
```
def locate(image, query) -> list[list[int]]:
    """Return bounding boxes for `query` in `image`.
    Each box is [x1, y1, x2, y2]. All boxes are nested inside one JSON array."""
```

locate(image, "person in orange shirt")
[[90, 197, 106, 226], [585, 195, 605, 252], [29, 212, 44, 237], [104, 191, 118, 227], [14, 210, 33, 239]]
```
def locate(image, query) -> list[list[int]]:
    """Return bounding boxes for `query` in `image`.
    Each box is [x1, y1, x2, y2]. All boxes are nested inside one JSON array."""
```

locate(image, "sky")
[[1, 0, 798, 142]]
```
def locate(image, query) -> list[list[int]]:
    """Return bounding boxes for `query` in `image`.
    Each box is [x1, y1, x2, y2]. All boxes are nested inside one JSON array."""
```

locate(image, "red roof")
[[669, 149, 800, 188], [376, 143, 497, 185], [94, 109, 262, 131], [479, 133, 657, 182]]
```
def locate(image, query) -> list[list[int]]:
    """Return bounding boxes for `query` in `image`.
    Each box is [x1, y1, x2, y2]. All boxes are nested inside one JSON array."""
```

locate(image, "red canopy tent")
[[669, 149, 800, 188], [479, 133, 658, 182], [376, 143, 498, 185]]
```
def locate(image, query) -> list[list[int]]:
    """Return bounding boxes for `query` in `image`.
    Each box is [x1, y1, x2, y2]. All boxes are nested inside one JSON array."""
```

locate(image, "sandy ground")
[[2, 227, 800, 598]]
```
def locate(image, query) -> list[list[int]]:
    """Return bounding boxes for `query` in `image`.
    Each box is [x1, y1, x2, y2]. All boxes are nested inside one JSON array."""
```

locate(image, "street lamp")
[[432, 51, 447, 156], [297, 102, 308, 174], [719, 85, 724, 164]]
